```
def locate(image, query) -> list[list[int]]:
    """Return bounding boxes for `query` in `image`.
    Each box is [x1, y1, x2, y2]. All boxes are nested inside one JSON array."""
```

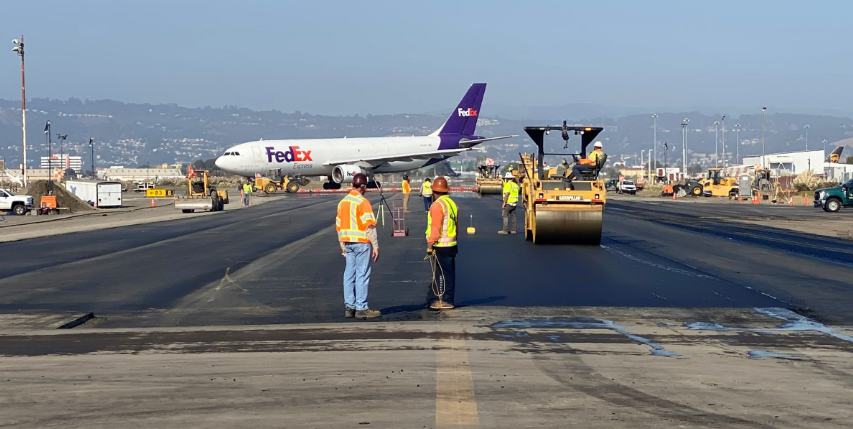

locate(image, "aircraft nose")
[[215, 156, 225, 169]]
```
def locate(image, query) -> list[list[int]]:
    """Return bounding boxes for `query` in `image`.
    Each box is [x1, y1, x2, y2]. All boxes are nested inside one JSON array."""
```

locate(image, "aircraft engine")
[[331, 164, 367, 184]]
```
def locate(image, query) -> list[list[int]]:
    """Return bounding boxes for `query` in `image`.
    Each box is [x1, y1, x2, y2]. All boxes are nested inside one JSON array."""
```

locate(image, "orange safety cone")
[[150, 198, 156, 208]]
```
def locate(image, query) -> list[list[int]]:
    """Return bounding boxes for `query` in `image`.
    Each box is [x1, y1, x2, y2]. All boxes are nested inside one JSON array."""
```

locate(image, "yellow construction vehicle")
[[520, 123, 607, 244], [254, 169, 307, 194], [175, 170, 227, 213], [475, 164, 502, 194], [697, 167, 739, 198]]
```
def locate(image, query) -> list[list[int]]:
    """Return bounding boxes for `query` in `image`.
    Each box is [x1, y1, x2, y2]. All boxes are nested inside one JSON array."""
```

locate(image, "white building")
[[40, 154, 83, 174], [742, 150, 825, 176]]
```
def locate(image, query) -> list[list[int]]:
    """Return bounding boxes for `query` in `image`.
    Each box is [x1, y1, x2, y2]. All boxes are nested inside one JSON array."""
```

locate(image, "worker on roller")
[[568, 141, 605, 181], [401, 174, 411, 212], [426, 176, 458, 310], [336, 173, 381, 320], [499, 172, 520, 235], [421, 177, 433, 212]]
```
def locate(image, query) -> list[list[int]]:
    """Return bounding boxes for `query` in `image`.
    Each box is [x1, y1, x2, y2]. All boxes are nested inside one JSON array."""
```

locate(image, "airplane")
[[214, 83, 514, 190]]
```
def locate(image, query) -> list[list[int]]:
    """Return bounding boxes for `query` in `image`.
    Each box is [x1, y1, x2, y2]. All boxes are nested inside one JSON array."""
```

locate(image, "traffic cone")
[[150, 198, 156, 208]]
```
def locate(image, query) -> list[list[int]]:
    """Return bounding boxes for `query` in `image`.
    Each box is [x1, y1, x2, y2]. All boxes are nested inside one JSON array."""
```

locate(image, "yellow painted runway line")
[[435, 336, 480, 428]]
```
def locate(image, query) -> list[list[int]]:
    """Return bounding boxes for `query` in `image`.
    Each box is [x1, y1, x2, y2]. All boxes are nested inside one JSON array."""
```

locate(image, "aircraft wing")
[[323, 148, 468, 168], [458, 135, 516, 147]]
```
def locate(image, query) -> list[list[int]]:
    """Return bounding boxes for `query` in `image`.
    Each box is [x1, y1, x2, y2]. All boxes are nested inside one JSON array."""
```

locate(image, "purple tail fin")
[[432, 83, 486, 137]]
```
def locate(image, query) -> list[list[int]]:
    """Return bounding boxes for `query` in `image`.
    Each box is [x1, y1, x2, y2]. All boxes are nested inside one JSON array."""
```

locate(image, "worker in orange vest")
[[336, 173, 381, 319], [401, 174, 411, 212]]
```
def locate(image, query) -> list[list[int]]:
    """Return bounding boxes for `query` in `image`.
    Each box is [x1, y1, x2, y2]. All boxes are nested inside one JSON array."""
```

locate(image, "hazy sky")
[[1, 0, 851, 116]]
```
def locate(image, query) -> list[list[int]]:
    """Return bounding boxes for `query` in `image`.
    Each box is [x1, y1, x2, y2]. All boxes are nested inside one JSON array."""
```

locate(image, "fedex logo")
[[457, 107, 478, 117], [266, 146, 313, 163]]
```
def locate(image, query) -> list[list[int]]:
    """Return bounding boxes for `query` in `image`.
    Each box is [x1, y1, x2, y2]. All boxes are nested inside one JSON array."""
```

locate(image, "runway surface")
[[0, 192, 850, 327]]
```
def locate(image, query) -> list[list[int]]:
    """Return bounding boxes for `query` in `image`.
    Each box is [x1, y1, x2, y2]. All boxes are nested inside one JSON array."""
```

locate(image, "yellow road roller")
[[475, 164, 503, 194], [520, 124, 607, 244]]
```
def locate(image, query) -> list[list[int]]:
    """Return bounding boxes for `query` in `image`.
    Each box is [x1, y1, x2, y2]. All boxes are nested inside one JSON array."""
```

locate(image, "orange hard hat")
[[432, 176, 449, 193]]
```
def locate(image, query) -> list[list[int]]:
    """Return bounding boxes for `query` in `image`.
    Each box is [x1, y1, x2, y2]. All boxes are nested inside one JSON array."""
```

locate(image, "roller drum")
[[533, 205, 603, 245]]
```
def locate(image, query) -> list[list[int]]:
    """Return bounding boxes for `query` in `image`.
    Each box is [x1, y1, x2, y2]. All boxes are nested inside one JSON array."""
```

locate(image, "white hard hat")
[[504, 172, 514, 179], [593, 141, 603, 148]]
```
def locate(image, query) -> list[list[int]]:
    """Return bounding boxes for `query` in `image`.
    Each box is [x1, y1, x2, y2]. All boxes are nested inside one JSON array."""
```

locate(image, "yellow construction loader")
[[698, 168, 739, 198], [520, 124, 607, 244], [254, 169, 307, 194], [475, 164, 503, 194], [175, 170, 228, 213]]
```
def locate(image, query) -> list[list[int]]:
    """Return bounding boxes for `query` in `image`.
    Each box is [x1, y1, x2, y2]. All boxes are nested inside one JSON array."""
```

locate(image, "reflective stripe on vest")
[[422, 181, 432, 196], [336, 192, 373, 243], [426, 195, 458, 247], [503, 181, 520, 205]]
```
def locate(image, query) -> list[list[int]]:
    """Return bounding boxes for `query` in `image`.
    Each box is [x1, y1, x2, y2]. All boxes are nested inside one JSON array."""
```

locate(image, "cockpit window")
[[222, 151, 239, 156]]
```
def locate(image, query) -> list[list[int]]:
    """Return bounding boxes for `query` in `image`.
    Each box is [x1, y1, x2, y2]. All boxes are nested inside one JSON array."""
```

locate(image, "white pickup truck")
[[0, 188, 34, 215]]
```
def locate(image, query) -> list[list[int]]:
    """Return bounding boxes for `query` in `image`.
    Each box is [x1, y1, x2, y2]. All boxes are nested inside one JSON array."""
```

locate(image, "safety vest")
[[421, 181, 432, 196], [503, 181, 520, 205], [336, 190, 376, 243], [426, 195, 458, 247], [402, 180, 411, 194], [242, 183, 253, 194], [581, 150, 604, 166]]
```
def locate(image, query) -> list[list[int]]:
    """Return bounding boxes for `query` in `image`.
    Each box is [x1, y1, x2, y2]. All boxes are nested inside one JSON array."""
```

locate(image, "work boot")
[[429, 300, 443, 310], [345, 308, 355, 318], [510, 230, 517, 234], [439, 301, 456, 310], [355, 308, 381, 319], [498, 230, 509, 235]]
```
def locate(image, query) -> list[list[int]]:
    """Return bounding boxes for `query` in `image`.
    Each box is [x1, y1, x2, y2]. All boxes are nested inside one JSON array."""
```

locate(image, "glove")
[[426, 246, 435, 256]]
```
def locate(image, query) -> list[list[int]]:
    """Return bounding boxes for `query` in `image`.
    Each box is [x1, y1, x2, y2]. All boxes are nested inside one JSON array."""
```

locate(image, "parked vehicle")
[[0, 188, 34, 215], [814, 179, 853, 212], [605, 179, 619, 192], [619, 180, 637, 195], [133, 182, 156, 192]]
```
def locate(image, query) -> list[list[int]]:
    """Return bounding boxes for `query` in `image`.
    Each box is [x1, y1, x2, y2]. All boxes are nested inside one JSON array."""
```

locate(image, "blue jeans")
[[343, 242, 372, 310], [423, 195, 432, 211]]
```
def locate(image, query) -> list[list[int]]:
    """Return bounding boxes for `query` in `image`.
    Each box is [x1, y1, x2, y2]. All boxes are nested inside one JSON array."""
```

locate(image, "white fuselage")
[[215, 135, 445, 178]]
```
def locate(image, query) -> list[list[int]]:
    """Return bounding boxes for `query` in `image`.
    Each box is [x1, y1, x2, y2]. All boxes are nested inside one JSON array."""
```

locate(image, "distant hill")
[[1, 98, 851, 168]]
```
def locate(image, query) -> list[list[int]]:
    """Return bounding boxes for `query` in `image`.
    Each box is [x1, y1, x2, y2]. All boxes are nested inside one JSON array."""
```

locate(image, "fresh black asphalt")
[[0, 193, 850, 326]]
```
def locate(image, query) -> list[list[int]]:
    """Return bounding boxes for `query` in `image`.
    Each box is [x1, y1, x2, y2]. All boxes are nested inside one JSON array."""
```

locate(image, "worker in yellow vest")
[[401, 174, 411, 212], [241, 181, 253, 207], [421, 177, 433, 212], [499, 172, 520, 234], [425, 176, 458, 310]]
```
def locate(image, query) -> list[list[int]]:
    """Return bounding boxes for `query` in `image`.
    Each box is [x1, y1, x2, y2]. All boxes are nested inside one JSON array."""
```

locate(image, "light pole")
[[734, 123, 741, 164], [89, 138, 95, 178], [11, 36, 27, 186], [681, 118, 689, 177], [662, 141, 670, 183], [57, 133, 67, 176], [761, 106, 767, 168], [651, 113, 658, 181], [721, 115, 727, 166], [804, 124, 810, 151], [713, 121, 720, 167], [44, 121, 52, 192], [822, 138, 827, 159]]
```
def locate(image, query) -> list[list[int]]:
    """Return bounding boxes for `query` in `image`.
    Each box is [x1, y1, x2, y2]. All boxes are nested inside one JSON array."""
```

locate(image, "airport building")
[[742, 150, 824, 176], [740, 149, 852, 182], [98, 167, 184, 182]]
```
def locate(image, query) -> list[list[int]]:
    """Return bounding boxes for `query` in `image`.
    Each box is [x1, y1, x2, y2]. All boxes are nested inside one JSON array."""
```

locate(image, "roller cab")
[[520, 124, 606, 244]]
